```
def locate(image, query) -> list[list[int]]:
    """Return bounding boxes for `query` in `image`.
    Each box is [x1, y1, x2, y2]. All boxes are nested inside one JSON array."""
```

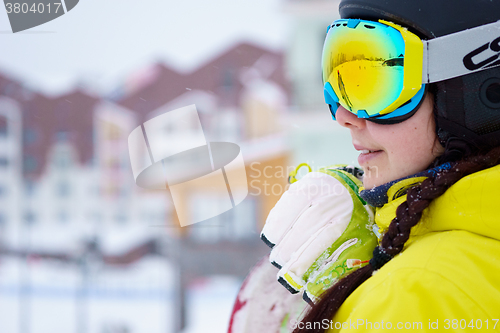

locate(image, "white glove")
[[261, 164, 377, 300]]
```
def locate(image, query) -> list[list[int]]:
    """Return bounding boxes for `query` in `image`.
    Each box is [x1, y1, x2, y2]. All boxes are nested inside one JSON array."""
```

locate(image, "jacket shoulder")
[[330, 231, 500, 331]]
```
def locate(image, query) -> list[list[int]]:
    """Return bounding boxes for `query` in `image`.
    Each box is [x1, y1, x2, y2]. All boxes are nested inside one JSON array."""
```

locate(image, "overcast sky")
[[0, 0, 289, 95]]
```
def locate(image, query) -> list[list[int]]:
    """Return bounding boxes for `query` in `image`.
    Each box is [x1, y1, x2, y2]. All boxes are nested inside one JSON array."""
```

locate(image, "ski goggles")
[[322, 18, 500, 124], [322, 19, 425, 124]]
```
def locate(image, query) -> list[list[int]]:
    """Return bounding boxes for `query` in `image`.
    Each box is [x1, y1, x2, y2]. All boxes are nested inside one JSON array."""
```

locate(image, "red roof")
[[117, 42, 290, 121], [22, 90, 99, 179], [0, 41, 290, 180]]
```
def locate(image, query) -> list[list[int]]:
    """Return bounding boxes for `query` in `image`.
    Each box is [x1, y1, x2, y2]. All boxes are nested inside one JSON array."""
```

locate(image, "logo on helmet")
[[463, 37, 500, 71]]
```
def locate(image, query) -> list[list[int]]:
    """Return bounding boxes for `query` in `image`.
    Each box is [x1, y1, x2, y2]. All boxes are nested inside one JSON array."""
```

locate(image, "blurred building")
[[0, 92, 23, 247], [284, 0, 341, 111], [0, 41, 292, 333], [1, 87, 167, 255], [116, 42, 291, 242]]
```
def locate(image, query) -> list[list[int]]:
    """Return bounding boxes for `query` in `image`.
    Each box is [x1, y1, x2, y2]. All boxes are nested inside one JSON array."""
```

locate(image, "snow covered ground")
[[0, 256, 242, 333], [183, 277, 242, 333]]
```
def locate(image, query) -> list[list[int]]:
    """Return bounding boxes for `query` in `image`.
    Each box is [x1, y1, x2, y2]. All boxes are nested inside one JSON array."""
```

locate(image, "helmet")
[[339, 0, 500, 156]]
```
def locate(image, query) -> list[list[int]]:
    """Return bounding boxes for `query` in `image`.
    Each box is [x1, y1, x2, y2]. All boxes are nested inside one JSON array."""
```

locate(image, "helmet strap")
[[424, 20, 500, 83]]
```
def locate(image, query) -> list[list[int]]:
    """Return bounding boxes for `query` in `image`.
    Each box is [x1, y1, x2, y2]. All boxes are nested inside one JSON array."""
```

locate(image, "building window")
[[24, 180, 36, 196], [103, 121, 122, 140], [0, 157, 8, 167], [23, 129, 38, 145], [115, 213, 127, 225], [56, 131, 69, 142], [222, 66, 235, 90], [0, 116, 7, 137], [56, 182, 70, 197], [0, 185, 7, 197], [23, 155, 38, 173], [23, 211, 36, 225], [54, 151, 72, 169], [188, 192, 257, 242]]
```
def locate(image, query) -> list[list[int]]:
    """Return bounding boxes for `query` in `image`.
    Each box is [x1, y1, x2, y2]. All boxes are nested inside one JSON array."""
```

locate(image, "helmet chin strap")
[[423, 20, 500, 84], [434, 115, 497, 163], [426, 55, 500, 162], [436, 128, 478, 163]]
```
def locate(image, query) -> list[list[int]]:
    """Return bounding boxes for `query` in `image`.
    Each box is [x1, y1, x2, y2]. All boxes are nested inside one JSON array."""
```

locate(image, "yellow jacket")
[[328, 165, 500, 332]]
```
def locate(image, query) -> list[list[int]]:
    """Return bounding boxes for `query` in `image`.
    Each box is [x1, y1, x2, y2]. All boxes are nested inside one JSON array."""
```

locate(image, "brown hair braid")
[[293, 146, 500, 333]]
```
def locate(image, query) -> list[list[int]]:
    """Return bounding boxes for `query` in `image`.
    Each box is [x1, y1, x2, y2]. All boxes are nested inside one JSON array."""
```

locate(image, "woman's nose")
[[335, 105, 367, 129]]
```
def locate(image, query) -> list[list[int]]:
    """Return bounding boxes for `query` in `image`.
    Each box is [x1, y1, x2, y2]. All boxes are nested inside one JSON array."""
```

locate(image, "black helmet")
[[339, 0, 500, 158]]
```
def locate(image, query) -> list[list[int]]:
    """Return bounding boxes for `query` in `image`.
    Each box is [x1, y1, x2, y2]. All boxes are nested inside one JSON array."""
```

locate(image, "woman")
[[289, 0, 500, 332]]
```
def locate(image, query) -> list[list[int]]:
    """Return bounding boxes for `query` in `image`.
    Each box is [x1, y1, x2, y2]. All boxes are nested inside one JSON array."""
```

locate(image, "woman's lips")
[[358, 150, 383, 165]]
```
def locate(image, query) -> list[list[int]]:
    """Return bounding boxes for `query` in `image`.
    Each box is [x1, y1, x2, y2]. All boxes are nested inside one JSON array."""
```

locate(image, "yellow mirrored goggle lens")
[[322, 19, 423, 118]]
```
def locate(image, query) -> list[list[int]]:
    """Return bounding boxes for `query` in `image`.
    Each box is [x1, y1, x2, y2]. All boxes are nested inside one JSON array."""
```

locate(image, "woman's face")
[[336, 94, 445, 189]]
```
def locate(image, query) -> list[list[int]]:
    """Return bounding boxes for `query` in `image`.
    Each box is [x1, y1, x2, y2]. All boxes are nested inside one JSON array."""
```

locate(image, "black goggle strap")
[[423, 20, 500, 84]]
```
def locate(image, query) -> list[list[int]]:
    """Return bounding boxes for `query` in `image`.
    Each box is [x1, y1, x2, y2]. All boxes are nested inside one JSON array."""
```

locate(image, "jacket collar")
[[359, 162, 454, 208], [370, 164, 500, 243]]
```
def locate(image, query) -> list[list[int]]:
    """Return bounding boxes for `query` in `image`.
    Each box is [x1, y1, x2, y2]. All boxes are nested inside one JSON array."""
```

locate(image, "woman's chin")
[[361, 170, 387, 189], [362, 178, 378, 190]]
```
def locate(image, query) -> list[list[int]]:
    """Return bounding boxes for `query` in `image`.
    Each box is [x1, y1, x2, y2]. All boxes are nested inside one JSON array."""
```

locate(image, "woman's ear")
[[427, 91, 445, 159], [432, 136, 446, 157]]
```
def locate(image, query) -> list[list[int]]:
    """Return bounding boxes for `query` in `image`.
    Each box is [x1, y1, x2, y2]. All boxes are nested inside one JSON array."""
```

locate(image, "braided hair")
[[292, 136, 500, 333]]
